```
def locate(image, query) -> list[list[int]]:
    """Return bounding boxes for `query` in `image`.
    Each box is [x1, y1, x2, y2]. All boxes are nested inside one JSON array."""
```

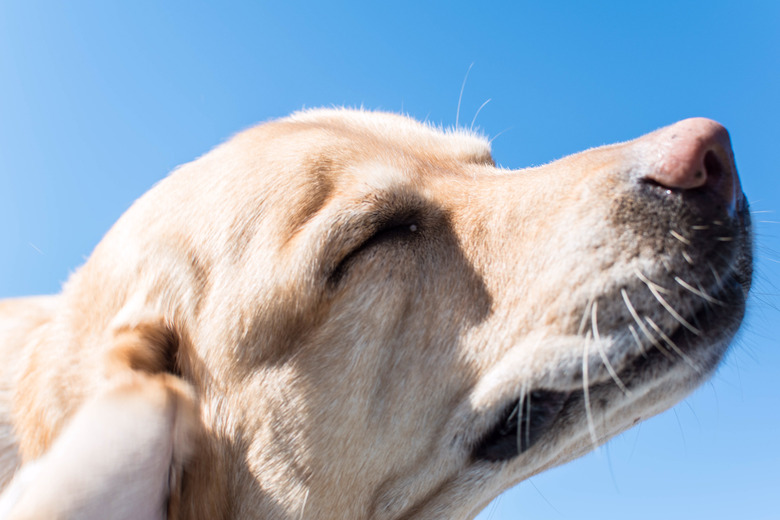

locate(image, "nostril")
[[636, 118, 741, 212], [702, 149, 724, 189]]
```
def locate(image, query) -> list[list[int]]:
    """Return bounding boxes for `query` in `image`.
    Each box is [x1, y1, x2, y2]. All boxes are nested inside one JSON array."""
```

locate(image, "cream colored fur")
[[0, 109, 751, 519]]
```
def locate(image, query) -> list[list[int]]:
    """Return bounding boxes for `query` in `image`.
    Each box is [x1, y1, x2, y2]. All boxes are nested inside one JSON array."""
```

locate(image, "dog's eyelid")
[[326, 209, 425, 286]]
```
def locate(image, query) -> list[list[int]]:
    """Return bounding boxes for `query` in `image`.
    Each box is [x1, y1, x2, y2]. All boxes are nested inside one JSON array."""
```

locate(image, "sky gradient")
[[1, 2, 778, 519]]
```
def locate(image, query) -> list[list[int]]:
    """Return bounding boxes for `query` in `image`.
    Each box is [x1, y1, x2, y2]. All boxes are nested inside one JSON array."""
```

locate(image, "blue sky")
[[1, 2, 778, 518]]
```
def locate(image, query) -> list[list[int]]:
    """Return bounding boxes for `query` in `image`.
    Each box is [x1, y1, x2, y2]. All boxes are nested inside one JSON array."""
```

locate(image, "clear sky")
[[0, 2, 778, 519]]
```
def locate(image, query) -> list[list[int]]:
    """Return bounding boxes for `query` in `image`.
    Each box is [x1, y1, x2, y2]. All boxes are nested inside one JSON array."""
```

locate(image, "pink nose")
[[640, 118, 742, 213]]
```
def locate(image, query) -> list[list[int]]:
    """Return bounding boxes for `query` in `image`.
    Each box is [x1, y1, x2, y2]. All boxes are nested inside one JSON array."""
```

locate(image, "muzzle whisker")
[[591, 300, 631, 395], [636, 270, 701, 336], [524, 386, 532, 453], [640, 318, 676, 360], [621, 289, 675, 362], [582, 332, 599, 451], [674, 276, 725, 306], [634, 268, 671, 295], [707, 261, 723, 287], [670, 230, 691, 246], [578, 298, 595, 337], [628, 324, 648, 358], [515, 383, 526, 456], [645, 317, 702, 372]]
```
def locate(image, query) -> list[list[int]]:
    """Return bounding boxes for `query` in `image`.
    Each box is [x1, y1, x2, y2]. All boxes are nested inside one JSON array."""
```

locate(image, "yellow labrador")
[[0, 110, 752, 519]]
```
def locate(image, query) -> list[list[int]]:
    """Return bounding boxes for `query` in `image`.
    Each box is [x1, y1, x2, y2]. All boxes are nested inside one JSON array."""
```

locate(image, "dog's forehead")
[[285, 108, 494, 166]]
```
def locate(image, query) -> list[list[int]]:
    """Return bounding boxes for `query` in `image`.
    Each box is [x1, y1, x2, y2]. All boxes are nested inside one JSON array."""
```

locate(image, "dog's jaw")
[[0, 110, 752, 520]]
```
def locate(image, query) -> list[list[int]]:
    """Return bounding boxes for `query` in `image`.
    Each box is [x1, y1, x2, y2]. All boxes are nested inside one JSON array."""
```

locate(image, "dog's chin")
[[471, 265, 748, 465]]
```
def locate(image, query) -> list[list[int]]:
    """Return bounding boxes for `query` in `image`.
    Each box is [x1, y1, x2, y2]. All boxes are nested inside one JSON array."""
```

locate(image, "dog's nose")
[[638, 118, 743, 215]]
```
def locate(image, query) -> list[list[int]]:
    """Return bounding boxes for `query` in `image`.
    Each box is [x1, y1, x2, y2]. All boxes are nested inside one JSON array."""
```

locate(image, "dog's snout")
[[638, 118, 743, 215]]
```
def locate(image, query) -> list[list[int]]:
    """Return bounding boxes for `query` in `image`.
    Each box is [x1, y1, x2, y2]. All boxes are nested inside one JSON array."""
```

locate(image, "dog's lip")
[[471, 262, 748, 464]]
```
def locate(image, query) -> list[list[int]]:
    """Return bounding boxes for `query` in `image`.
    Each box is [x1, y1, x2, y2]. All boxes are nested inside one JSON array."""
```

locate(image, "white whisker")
[[638, 273, 701, 336], [582, 332, 599, 450], [591, 300, 630, 395], [621, 289, 675, 361], [674, 276, 724, 305], [299, 488, 310, 520], [645, 317, 701, 372], [455, 62, 474, 128], [670, 230, 691, 245], [524, 386, 532, 451], [516, 382, 528, 455], [716, 236, 734, 242], [488, 127, 513, 145], [578, 298, 594, 336], [628, 324, 647, 357], [682, 250, 695, 265], [634, 268, 671, 294], [470, 98, 491, 131], [707, 262, 723, 286], [691, 225, 710, 230]]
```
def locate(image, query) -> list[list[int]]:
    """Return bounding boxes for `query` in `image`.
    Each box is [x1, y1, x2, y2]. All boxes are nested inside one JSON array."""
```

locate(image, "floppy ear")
[[0, 319, 200, 520]]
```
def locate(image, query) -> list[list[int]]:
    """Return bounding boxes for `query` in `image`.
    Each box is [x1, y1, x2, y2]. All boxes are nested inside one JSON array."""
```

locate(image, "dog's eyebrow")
[[282, 158, 337, 239]]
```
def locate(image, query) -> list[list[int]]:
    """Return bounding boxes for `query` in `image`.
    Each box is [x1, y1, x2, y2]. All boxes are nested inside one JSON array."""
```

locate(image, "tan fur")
[[0, 109, 751, 519]]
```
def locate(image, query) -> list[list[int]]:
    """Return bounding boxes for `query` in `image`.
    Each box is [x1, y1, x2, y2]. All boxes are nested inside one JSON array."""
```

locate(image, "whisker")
[[716, 236, 734, 242], [707, 262, 723, 286], [691, 225, 710, 230], [455, 62, 474, 128], [645, 316, 701, 372], [674, 276, 725, 305], [637, 272, 701, 336], [621, 289, 675, 361], [506, 399, 519, 423], [634, 268, 671, 295], [582, 332, 599, 450], [516, 382, 527, 456], [527, 479, 564, 516], [578, 298, 594, 336], [591, 300, 631, 395], [488, 127, 513, 145], [299, 488, 310, 520], [470, 98, 492, 131], [524, 385, 532, 452], [628, 324, 647, 358], [670, 230, 691, 245], [682, 251, 694, 265]]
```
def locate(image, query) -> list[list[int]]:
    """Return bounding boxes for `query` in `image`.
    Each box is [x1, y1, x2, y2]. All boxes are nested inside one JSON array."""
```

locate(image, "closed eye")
[[328, 217, 421, 286]]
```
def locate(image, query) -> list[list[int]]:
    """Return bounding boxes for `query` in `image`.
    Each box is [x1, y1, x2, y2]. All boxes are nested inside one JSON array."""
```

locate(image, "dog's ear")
[[2, 318, 200, 520], [105, 315, 183, 377]]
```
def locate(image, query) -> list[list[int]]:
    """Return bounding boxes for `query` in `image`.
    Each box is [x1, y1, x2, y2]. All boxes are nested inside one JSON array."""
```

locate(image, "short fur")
[[0, 109, 751, 519]]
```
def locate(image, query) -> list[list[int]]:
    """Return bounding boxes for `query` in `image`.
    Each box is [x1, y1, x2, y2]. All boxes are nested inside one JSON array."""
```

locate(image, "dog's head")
[[73, 109, 751, 518]]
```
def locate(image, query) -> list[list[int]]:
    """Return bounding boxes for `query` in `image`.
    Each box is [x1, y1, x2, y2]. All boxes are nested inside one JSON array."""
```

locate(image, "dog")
[[0, 109, 752, 519]]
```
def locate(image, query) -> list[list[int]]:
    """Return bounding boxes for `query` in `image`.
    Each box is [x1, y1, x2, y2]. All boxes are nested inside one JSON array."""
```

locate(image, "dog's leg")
[[1, 318, 200, 520]]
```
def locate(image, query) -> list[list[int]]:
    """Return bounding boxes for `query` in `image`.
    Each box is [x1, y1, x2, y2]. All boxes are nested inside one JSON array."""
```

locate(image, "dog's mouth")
[[471, 261, 749, 464]]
